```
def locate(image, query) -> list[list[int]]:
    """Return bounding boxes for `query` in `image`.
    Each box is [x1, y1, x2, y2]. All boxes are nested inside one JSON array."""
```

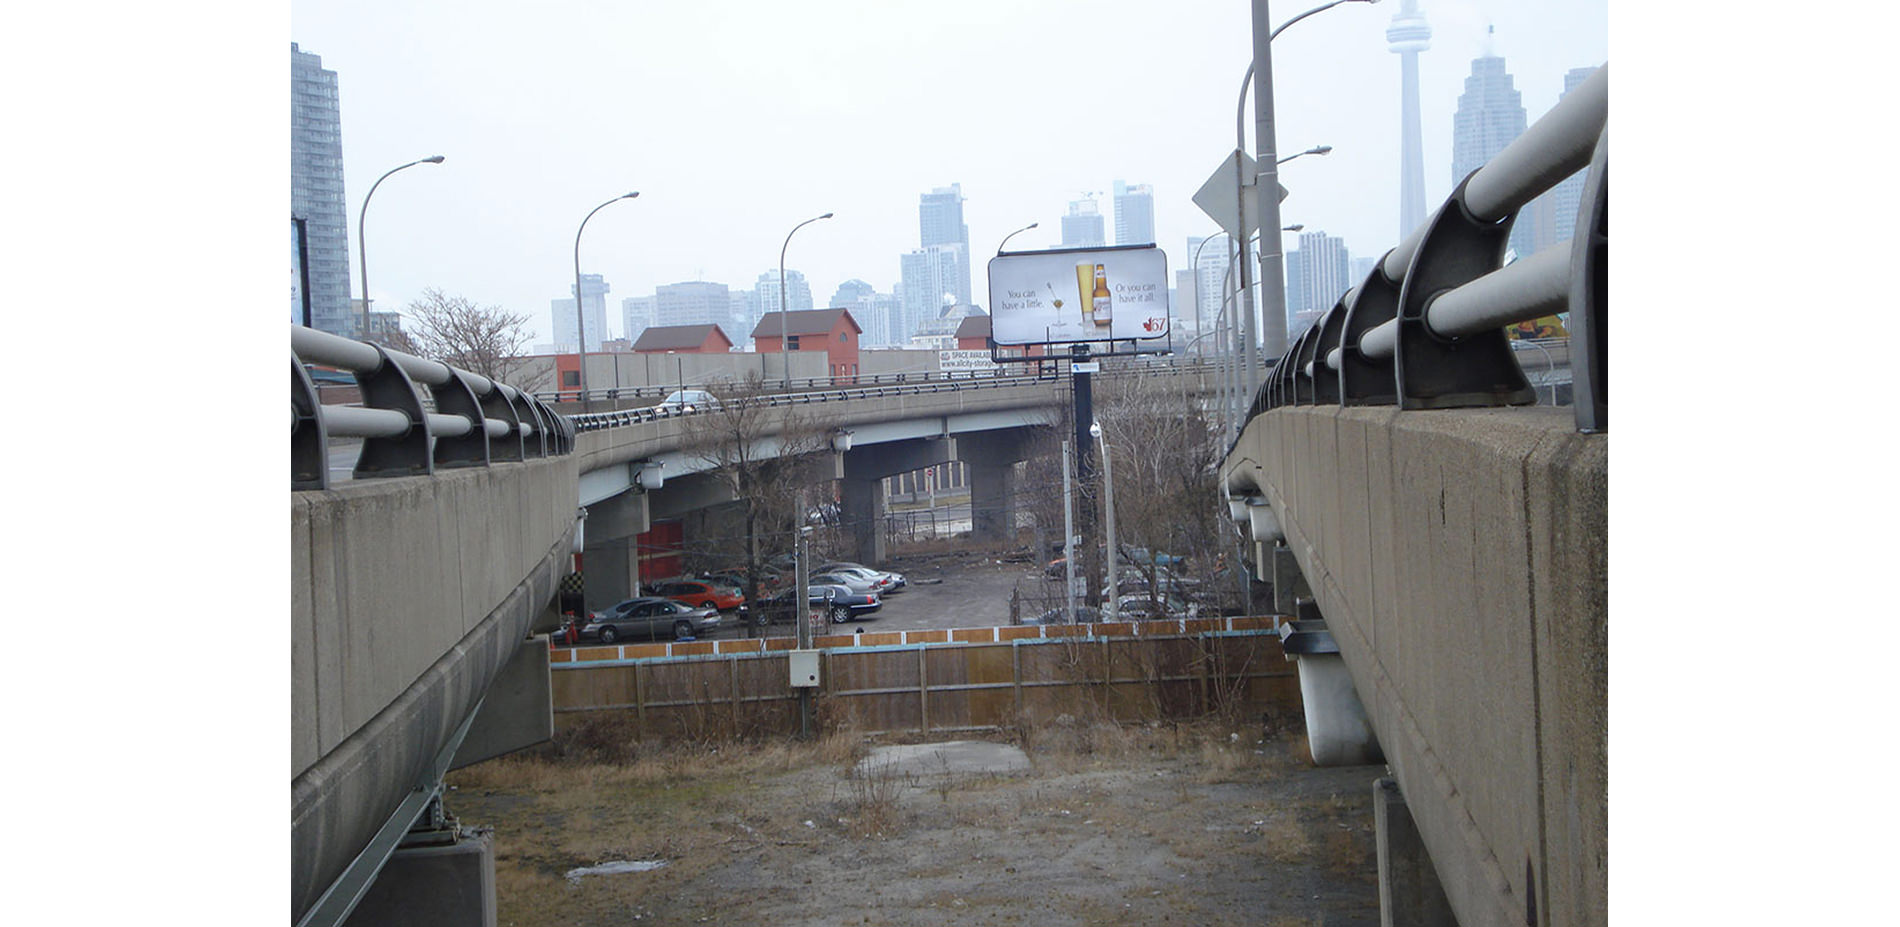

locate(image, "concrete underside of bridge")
[[292, 459, 578, 924], [1223, 405, 1605, 927]]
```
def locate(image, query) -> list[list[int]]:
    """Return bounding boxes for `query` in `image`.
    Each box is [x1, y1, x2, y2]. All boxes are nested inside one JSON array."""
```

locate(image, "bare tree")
[[680, 374, 838, 636], [1090, 367, 1226, 617], [388, 288, 549, 392]]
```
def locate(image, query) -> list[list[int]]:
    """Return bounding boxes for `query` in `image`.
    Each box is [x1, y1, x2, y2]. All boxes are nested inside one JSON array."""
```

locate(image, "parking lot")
[[687, 546, 1045, 638]]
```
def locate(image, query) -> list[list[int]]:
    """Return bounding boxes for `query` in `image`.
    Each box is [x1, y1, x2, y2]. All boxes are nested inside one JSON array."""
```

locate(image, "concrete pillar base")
[[1294, 652, 1383, 766], [1375, 777, 1458, 927], [968, 462, 1015, 541], [343, 829, 496, 927], [842, 478, 888, 565]]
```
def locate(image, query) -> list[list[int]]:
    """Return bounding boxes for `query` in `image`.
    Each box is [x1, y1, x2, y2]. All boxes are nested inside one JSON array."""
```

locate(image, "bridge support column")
[[1272, 542, 1310, 616], [1374, 778, 1458, 927], [967, 462, 1015, 541], [842, 477, 887, 565], [343, 828, 497, 927], [956, 428, 1035, 543], [581, 492, 652, 608]]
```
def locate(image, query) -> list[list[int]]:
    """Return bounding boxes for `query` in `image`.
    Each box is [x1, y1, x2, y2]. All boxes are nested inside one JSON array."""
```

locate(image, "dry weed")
[[839, 758, 909, 838]]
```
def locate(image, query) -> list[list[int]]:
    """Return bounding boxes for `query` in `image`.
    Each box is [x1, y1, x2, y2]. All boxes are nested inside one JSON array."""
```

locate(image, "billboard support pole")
[[1070, 343, 1102, 611]]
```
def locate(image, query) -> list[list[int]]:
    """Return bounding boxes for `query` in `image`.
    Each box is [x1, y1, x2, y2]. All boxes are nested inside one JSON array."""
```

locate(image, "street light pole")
[[1091, 421, 1117, 622], [574, 191, 639, 405], [357, 155, 443, 335], [1188, 231, 1231, 357], [1250, 0, 1379, 361], [997, 221, 1039, 255], [779, 212, 834, 389]]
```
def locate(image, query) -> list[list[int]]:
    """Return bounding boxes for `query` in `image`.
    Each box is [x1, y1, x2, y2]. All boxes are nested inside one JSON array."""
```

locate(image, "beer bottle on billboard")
[[1091, 264, 1112, 327]]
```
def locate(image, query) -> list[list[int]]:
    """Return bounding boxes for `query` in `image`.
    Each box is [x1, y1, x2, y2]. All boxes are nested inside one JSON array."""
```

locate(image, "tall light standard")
[[573, 191, 639, 404], [1090, 420, 1117, 622], [357, 155, 443, 332], [778, 211, 833, 389], [997, 221, 1039, 255], [1248, 0, 1379, 361]]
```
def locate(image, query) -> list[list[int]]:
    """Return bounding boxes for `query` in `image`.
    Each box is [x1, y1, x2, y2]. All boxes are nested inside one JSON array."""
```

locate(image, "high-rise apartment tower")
[[1113, 181, 1155, 245], [291, 44, 354, 337]]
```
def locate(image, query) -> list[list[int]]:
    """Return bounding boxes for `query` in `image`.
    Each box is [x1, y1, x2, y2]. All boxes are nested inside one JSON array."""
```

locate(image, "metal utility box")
[[789, 650, 821, 688]]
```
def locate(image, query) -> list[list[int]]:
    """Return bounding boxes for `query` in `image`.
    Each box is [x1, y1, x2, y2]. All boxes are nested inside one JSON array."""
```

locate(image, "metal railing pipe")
[[1378, 64, 1604, 283], [291, 324, 500, 396], [1423, 243, 1570, 337], [1342, 242, 1569, 366], [323, 405, 415, 439], [1463, 64, 1606, 222]]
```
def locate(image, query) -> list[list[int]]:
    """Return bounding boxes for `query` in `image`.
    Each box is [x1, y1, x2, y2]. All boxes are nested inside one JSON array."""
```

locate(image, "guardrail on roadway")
[[1256, 63, 1607, 434], [292, 325, 574, 491]]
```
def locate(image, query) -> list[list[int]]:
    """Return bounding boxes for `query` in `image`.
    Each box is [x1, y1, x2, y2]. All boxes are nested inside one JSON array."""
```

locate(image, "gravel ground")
[[449, 721, 1384, 927], [478, 542, 1387, 925]]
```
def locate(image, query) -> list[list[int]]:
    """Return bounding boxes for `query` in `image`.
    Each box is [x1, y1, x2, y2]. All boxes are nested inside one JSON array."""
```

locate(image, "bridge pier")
[[841, 437, 958, 564], [957, 428, 1036, 542], [343, 827, 497, 927], [580, 491, 652, 609], [1375, 778, 1458, 927], [841, 476, 888, 565]]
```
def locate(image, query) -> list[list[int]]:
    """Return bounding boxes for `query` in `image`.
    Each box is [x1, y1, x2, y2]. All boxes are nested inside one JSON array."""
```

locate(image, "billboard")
[[986, 245, 1170, 346], [938, 349, 1001, 377]]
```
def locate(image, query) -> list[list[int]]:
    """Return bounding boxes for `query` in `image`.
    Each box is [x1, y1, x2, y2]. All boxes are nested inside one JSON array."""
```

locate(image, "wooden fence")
[[549, 616, 1300, 741]]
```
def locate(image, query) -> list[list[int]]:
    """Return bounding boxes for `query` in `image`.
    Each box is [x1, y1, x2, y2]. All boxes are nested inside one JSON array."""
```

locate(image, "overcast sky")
[[291, 0, 1607, 344]]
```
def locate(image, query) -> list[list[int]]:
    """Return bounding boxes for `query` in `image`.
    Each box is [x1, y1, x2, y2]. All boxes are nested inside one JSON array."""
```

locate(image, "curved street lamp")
[[779, 211, 833, 389], [357, 155, 444, 334], [1277, 144, 1334, 165], [573, 191, 640, 403], [997, 221, 1039, 255]]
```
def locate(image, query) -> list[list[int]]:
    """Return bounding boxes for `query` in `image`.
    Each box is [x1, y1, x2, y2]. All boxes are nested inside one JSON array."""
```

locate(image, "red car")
[[651, 579, 745, 612]]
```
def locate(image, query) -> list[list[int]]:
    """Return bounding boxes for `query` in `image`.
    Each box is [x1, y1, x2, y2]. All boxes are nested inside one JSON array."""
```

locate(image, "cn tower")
[[1387, 0, 1432, 239]]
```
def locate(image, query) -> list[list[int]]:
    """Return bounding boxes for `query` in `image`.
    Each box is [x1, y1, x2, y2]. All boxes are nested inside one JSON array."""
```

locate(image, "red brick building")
[[632, 324, 734, 354], [752, 308, 862, 378], [954, 315, 1044, 357]]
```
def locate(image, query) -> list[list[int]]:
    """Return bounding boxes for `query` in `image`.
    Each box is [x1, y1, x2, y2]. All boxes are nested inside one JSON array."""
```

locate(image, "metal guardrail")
[[565, 357, 1222, 434], [1256, 63, 1607, 434], [292, 325, 574, 491]]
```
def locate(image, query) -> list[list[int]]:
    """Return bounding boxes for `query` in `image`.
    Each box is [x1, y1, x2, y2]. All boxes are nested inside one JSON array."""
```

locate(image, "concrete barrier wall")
[[1225, 406, 1605, 927], [292, 459, 578, 777], [572, 380, 1064, 477], [291, 458, 578, 922]]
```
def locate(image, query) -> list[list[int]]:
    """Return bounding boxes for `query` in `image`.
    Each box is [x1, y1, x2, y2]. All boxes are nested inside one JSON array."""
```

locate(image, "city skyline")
[[290, 1, 1607, 347]]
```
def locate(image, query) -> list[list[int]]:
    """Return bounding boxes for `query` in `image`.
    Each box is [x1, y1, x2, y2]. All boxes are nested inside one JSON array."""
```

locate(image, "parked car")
[[700, 566, 785, 593], [582, 597, 720, 643], [813, 563, 905, 593], [1108, 593, 1199, 621], [809, 570, 888, 597], [1017, 605, 1102, 626], [650, 579, 745, 612], [740, 584, 881, 628], [655, 389, 720, 413]]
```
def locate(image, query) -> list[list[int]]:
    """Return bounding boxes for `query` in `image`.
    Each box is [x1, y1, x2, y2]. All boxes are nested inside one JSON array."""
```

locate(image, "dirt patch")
[[448, 720, 1383, 926]]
